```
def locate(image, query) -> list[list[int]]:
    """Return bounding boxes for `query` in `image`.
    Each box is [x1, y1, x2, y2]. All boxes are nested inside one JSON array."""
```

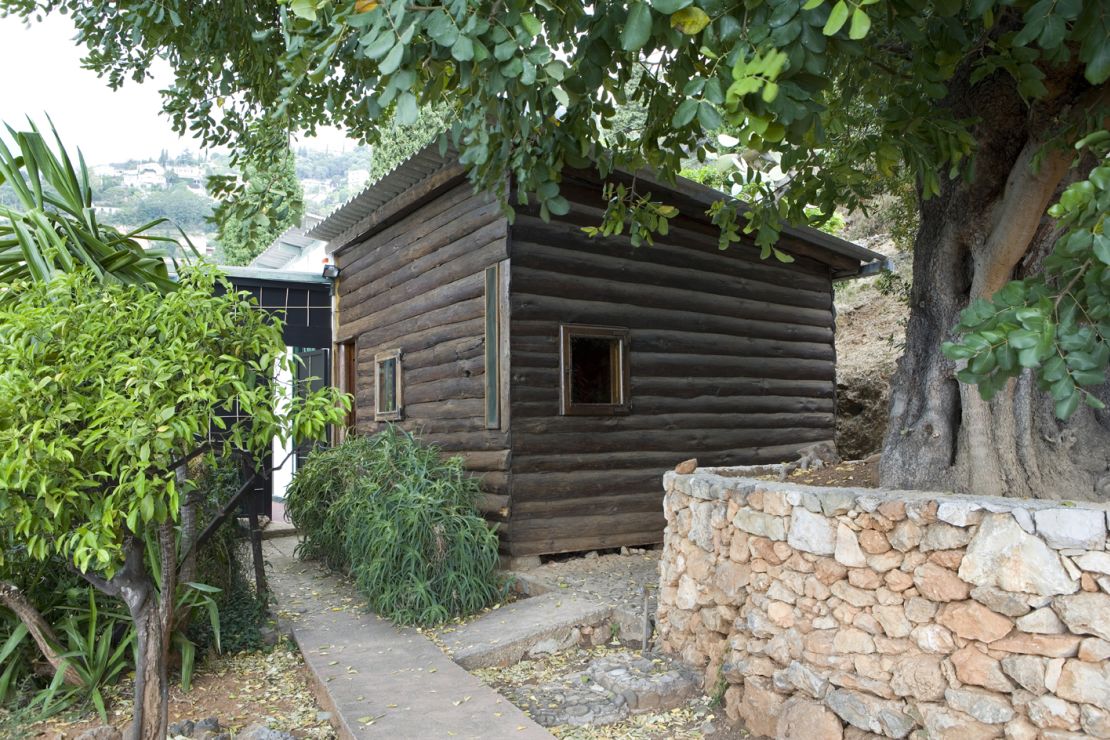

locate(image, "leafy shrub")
[[189, 455, 268, 655], [286, 428, 503, 626]]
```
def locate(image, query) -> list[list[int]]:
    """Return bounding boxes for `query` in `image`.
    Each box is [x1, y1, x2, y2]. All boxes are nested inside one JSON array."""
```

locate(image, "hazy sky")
[[0, 14, 353, 165]]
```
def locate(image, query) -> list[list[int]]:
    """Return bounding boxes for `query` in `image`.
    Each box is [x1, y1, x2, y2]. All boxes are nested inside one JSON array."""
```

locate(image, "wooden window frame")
[[338, 340, 358, 437], [374, 348, 403, 421], [559, 324, 631, 416], [484, 264, 502, 429]]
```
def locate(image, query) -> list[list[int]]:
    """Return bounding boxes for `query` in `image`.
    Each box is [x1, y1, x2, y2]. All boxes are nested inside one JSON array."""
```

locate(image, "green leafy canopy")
[[0, 265, 349, 575], [8, 0, 1107, 409]]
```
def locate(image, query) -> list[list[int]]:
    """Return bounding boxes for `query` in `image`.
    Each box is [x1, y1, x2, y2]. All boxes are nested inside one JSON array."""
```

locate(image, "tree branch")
[[0, 581, 83, 687]]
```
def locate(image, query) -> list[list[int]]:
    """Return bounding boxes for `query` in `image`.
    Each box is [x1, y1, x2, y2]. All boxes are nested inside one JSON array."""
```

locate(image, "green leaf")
[[650, 0, 692, 12], [380, 43, 404, 74], [1055, 391, 1080, 419], [802, 0, 824, 8], [823, 1, 850, 35], [672, 99, 698, 127], [848, 8, 871, 39], [451, 35, 475, 61], [520, 12, 542, 37], [290, 0, 318, 21], [622, 3, 654, 51], [670, 6, 710, 35]]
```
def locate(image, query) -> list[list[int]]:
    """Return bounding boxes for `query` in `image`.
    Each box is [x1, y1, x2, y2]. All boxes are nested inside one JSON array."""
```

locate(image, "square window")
[[559, 325, 630, 416], [374, 349, 403, 421]]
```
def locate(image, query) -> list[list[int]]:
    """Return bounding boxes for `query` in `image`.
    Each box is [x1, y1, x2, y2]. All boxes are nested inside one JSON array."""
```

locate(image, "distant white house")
[[347, 168, 370, 192], [122, 162, 167, 189]]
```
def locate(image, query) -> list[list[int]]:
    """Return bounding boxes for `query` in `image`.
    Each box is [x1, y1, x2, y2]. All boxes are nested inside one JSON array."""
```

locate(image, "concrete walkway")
[[264, 538, 553, 740]]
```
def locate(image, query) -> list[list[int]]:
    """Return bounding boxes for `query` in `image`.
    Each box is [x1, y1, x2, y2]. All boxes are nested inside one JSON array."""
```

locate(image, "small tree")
[[0, 266, 347, 738]]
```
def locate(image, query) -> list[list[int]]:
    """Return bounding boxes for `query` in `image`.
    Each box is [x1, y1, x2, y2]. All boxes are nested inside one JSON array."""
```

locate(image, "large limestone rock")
[[1055, 659, 1110, 709], [788, 507, 836, 555], [734, 509, 788, 541], [824, 689, 914, 738], [1053, 592, 1110, 641], [890, 654, 946, 701], [944, 687, 1016, 724], [958, 514, 1079, 597], [737, 676, 784, 737], [1000, 654, 1047, 694], [835, 523, 868, 568], [777, 697, 844, 740], [937, 600, 1014, 642], [1032, 508, 1107, 550], [951, 645, 1016, 692], [918, 703, 1000, 740]]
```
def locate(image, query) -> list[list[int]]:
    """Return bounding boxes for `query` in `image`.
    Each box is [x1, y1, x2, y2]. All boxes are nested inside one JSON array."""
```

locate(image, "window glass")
[[560, 325, 629, 415]]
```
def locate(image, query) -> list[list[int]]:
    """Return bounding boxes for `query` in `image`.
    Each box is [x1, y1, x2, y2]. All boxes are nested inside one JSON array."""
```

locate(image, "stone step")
[[442, 592, 612, 670]]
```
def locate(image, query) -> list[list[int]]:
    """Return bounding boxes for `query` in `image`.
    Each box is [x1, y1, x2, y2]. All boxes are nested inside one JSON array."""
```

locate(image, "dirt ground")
[[832, 238, 910, 459], [769, 458, 880, 488], [6, 645, 335, 740]]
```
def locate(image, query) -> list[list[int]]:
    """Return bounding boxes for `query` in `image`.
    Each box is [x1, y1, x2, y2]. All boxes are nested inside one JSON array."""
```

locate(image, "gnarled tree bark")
[[0, 581, 83, 688], [880, 63, 1110, 499]]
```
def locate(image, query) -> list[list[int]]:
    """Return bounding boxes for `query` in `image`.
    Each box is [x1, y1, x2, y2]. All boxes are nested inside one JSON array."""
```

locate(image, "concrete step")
[[264, 538, 553, 740], [442, 592, 613, 670]]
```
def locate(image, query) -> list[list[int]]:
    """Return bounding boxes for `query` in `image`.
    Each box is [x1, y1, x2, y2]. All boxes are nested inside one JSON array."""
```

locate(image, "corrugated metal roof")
[[250, 217, 327, 270], [307, 143, 457, 245], [308, 142, 886, 268]]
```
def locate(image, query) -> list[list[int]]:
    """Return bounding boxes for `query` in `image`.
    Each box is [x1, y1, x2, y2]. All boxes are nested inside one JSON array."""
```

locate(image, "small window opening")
[[560, 325, 630, 416], [375, 349, 402, 421]]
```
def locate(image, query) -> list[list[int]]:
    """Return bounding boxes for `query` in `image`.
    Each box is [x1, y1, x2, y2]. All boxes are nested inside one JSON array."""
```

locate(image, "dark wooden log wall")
[[334, 182, 511, 521], [504, 176, 838, 556]]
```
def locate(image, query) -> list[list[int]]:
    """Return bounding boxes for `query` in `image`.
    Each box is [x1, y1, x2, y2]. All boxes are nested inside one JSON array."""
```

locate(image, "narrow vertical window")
[[339, 340, 357, 435], [484, 264, 501, 429], [374, 349, 402, 421], [559, 324, 630, 416]]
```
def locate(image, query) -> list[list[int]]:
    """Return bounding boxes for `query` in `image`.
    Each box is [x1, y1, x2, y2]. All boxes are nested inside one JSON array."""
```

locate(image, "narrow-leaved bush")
[[285, 427, 502, 626]]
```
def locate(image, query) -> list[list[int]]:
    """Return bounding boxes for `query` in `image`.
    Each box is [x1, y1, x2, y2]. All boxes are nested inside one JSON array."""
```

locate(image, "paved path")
[[264, 538, 554, 740]]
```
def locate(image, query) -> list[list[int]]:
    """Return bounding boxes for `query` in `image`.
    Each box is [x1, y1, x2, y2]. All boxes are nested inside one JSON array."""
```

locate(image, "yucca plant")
[[286, 428, 504, 626], [0, 117, 187, 292]]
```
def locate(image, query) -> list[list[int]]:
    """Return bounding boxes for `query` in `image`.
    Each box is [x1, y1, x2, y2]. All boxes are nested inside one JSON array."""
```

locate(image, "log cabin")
[[308, 144, 887, 560]]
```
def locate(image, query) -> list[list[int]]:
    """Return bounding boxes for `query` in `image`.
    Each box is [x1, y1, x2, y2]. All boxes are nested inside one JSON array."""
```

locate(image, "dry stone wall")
[[657, 465, 1110, 740]]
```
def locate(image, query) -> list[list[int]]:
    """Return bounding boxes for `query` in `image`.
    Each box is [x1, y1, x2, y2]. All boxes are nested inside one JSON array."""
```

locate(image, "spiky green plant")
[[286, 428, 503, 626], [0, 118, 186, 292]]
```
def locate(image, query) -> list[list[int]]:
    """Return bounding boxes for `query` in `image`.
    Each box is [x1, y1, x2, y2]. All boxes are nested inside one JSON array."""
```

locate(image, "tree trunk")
[[83, 537, 174, 740], [127, 596, 168, 740], [880, 66, 1110, 499], [0, 581, 83, 687]]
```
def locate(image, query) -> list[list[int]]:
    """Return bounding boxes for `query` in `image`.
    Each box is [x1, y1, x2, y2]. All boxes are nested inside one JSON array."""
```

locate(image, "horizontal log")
[[506, 530, 663, 556], [343, 270, 485, 341], [400, 374, 484, 406], [510, 265, 832, 329], [513, 210, 832, 287], [510, 395, 834, 419], [477, 492, 510, 519], [332, 166, 473, 257], [509, 470, 663, 499], [341, 199, 504, 299], [535, 177, 858, 272], [457, 449, 511, 471], [510, 238, 831, 311], [509, 510, 665, 539], [338, 182, 474, 270], [511, 426, 833, 455], [404, 398, 486, 420], [337, 182, 493, 281], [392, 353, 485, 387], [510, 491, 663, 517], [510, 449, 751, 473], [510, 327, 834, 363], [343, 296, 483, 347], [509, 293, 832, 345], [510, 356, 834, 384], [509, 412, 835, 435]]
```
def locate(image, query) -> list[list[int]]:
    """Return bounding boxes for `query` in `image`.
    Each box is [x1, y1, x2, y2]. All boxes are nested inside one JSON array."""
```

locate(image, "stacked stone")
[[657, 466, 1110, 739]]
